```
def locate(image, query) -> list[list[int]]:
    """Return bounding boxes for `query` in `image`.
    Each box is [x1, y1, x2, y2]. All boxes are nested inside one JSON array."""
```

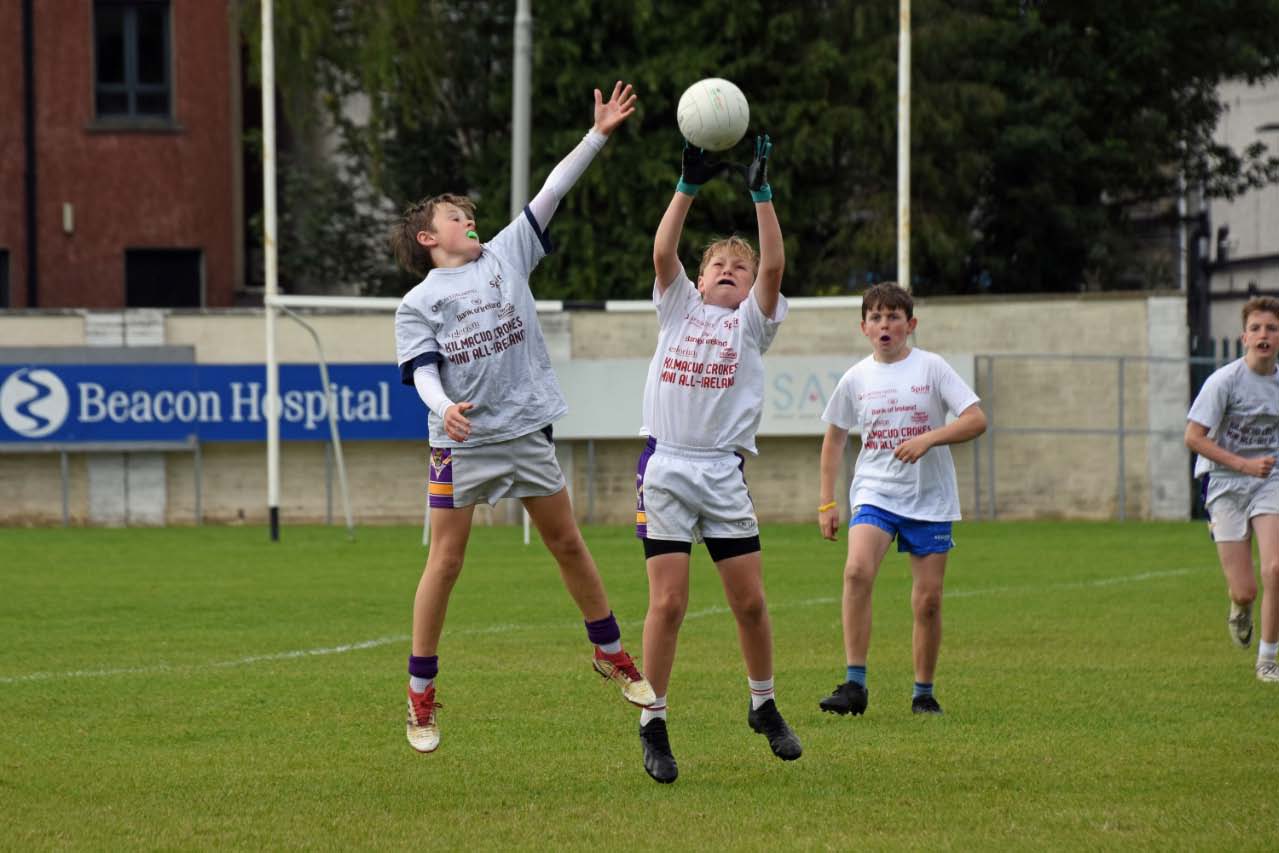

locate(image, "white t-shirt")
[[1186, 357, 1279, 497], [640, 266, 788, 454], [823, 348, 979, 521], [394, 209, 566, 447]]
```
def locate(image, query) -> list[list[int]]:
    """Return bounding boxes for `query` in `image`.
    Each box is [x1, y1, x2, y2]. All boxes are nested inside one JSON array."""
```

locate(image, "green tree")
[[956, 0, 1279, 292], [244, 0, 1279, 297]]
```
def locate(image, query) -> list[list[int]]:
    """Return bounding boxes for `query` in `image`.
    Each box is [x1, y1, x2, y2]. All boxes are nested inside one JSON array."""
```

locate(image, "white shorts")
[[634, 437, 758, 542], [1205, 475, 1279, 542], [428, 426, 565, 509]]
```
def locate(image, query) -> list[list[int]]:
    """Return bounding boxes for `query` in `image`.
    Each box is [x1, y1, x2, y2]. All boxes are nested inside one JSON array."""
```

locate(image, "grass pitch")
[[2, 521, 1276, 850]]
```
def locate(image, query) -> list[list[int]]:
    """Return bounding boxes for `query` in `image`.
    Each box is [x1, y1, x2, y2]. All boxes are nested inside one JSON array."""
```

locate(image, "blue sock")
[[913, 681, 933, 699], [846, 665, 867, 687]]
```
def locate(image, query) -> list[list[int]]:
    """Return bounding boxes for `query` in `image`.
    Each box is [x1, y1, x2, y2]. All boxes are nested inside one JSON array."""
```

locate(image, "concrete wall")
[[0, 292, 1191, 527], [0, 313, 86, 346]]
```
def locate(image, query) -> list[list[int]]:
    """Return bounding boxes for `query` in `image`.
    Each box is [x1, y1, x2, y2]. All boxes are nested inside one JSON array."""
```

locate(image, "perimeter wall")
[[0, 292, 1190, 526]]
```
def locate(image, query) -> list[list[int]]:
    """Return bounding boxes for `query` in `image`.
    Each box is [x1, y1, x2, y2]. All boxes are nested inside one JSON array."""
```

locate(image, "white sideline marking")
[[0, 635, 408, 684], [947, 566, 1200, 599], [0, 566, 1206, 685]]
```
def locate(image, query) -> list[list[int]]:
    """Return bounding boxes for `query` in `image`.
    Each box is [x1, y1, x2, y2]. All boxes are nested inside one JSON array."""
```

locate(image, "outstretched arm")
[[745, 135, 783, 319], [527, 81, 637, 231], [654, 192, 693, 292], [753, 201, 783, 318], [654, 143, 728, 293]]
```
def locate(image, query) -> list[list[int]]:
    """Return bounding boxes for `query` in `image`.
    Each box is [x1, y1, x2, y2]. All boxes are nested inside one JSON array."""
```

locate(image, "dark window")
[[94, 2, 171, 120], [126, 249, 202, 307], [0, 250, 9, 307]]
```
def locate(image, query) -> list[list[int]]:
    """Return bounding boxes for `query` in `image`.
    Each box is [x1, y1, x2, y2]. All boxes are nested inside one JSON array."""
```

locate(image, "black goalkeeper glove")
[[745, 133, 773, 202], [676, 141, 729, 196]]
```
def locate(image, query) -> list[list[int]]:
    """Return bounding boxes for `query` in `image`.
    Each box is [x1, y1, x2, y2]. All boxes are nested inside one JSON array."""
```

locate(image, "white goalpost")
[[899, 0, 911, 292], [261, 0, 280, 541]]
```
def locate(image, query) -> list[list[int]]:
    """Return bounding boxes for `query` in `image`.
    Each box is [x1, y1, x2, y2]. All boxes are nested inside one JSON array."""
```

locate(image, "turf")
[[1, 521, 1276, 850]]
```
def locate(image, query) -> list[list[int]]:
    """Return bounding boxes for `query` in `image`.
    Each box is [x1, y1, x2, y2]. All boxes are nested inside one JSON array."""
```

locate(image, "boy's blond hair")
[[1241, 296, 1279, 327], [389, 193, 477, 278], [697, 235, 758, 278], [861, 282, 914, 320]]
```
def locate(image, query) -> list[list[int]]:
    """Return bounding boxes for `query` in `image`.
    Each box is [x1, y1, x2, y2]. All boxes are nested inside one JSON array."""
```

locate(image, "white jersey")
[[823, 348, 979, 521], [395, 209, 566, 447], [1187, 357, 1279, 496], [640, 266, 788, 454]]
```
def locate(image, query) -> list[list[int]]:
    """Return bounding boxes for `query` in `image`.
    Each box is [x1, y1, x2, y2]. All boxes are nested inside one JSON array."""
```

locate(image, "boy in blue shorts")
[[390, 82, 655, 754], [816, 283, 986, 716], [1185, 296, 1279, 682]]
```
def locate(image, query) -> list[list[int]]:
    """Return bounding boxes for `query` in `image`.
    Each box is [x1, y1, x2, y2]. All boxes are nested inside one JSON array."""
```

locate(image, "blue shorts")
[[850, 504, 954, 555]]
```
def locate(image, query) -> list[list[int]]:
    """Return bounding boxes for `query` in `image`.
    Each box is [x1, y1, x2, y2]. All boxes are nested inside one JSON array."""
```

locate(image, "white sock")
[[640, 696, 667, 726], [1231, 601, 1252, 618], [749, 676, 775, 710], [598, 639, 622, 654], [409, 676, 433, 693], [1259, 641, 1278, 665]]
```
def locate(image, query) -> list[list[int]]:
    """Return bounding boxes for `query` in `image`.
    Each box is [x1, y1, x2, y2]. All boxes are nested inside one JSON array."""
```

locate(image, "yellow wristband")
[[818, 501, 837, 512]]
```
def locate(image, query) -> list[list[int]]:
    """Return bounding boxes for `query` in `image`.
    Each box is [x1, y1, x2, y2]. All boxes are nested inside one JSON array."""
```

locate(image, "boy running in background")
[[633, 136, 801, 784], [1185, 296, 1279, 683], [391, 82, 655, 754], [817, 283, 986, 716]]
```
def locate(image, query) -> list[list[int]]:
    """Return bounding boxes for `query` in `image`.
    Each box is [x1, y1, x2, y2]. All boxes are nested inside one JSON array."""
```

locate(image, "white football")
[[676, 78, 750, 151]]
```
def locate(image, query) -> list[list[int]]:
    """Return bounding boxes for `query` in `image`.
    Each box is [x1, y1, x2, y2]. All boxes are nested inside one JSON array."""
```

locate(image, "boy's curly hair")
[[861, 282, 914, 320], [389, 193, 476, 277], [697, 235, 758, 278]]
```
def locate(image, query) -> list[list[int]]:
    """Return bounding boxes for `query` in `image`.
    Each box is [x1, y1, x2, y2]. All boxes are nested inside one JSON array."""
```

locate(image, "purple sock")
[[584, 612, 621, 647], [408, 654, 438, 680]]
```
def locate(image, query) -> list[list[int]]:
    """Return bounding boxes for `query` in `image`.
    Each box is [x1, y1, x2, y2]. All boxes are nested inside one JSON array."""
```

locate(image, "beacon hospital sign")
[[0, 363, 425, 444], [0, 355, 975, 445]]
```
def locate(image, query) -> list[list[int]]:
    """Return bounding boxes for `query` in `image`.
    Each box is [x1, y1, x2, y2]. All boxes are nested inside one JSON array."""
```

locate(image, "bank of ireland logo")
[[0, 368, 70, 438]]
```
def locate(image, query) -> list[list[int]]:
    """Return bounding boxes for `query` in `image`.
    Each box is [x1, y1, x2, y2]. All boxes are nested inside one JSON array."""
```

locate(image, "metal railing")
[[972, 352, 1226, 521]]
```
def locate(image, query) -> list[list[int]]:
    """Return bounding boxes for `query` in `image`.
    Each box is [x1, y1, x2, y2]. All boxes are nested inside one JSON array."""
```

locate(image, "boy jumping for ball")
[[817, 283, 986, 717], [632, 136, 801, 784], [1185, 296, 1279, 683], [390, 82, 655, 754]]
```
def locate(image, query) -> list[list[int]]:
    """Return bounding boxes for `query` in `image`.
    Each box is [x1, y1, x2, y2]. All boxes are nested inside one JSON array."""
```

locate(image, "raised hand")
[[677, 142, 729, 196], [592, 81, 637, 136], [745, 133, 772, 202]]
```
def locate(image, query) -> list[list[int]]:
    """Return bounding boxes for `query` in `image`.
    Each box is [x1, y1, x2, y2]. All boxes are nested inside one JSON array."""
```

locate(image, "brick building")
[[0, 0, 243, 309]]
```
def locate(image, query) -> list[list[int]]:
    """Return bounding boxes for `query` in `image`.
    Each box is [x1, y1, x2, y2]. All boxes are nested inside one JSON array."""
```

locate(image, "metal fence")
[[971, 352, 1229, 521]]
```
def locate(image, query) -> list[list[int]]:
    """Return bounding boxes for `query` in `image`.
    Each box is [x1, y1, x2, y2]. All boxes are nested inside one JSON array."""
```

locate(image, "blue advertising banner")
[[0, 363, 427, 444]]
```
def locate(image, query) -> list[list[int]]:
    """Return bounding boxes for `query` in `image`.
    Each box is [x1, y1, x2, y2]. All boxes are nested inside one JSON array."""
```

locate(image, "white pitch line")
[[946, 566, 1202, 599], [0, 566, 1208, 685], [0, 635, 408, 685]]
